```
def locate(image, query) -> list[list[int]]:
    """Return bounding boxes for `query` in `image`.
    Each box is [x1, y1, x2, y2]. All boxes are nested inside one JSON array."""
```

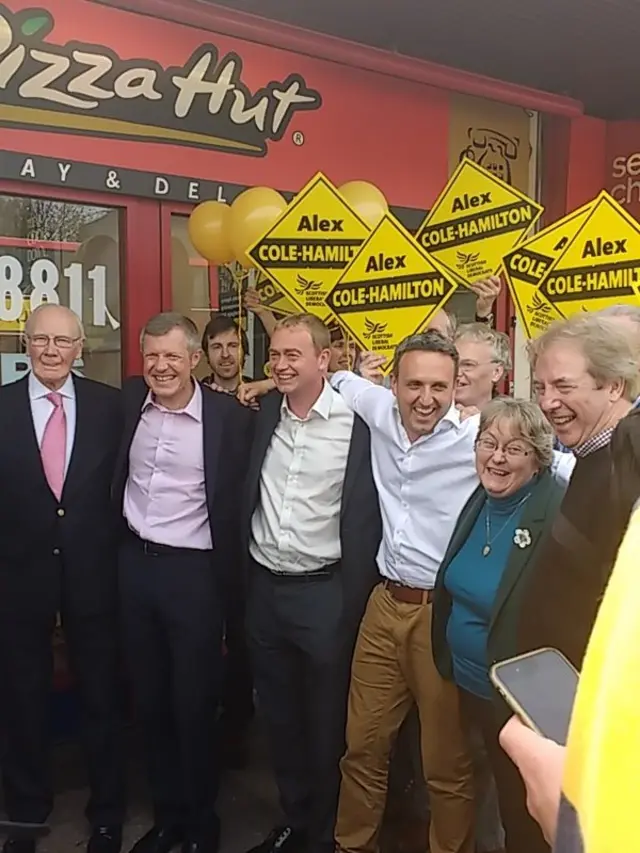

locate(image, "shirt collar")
[[28, 371, 75, 401], [143, 379, 203, 422], [574, 427, 615, 458], [281, 380, 334, 421]]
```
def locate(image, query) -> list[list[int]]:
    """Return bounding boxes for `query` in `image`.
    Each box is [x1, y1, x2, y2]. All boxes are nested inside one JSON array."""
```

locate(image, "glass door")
[[0, 181, 162, 385], [161, 203, 219, 381]]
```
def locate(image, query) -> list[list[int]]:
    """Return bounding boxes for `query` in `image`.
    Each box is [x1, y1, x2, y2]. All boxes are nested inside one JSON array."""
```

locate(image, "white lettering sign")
[[0, 257, 118, 329]]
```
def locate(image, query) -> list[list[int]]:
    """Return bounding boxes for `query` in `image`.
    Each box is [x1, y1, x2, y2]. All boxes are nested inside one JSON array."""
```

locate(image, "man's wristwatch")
[[475, 312, 494, 327]]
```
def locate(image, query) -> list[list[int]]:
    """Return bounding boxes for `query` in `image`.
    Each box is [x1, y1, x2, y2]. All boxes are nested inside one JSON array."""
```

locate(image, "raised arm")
[[330, 370, 394, 429]]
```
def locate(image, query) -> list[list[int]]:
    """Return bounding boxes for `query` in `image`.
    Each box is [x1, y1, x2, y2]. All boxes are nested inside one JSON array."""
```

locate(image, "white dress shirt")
[[28, 371, 76, 477], [250, 381, 354, 574], [331, 372, 576, 589], [331, 372, 479, 588]]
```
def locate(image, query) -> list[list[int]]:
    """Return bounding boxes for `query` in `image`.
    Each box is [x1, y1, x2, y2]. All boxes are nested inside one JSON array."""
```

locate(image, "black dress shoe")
[[88, 826, 123, 853], [3, 840, 35, 853], [246, 827, 307, 853], [128, 826, 184, 853]]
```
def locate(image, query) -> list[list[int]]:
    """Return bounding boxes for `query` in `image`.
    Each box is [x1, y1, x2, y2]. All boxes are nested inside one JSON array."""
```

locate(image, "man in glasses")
[[0, 304, 125, 853], [454, 324, 512, 410]]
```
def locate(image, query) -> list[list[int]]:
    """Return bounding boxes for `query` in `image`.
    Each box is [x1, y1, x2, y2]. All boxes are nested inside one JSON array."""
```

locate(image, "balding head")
[[24, 303, 84, 339], [427, 310, 454, 339], [24, 303, 84, 391]]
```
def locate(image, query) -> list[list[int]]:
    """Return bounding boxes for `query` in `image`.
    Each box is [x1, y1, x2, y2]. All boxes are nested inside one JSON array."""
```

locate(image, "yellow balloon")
[[188, 201, 234, 265], [230, 187, 287, 268], [338, 180, 388, 228]]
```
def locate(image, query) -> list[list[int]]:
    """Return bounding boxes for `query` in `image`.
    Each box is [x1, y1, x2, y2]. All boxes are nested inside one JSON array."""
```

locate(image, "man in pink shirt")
[[112, 313, 253, 853]]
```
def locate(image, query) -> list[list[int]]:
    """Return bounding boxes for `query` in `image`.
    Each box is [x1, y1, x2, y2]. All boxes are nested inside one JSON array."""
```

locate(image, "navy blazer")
[[242, 389, 382, 638], [112, 377, 254, 576]]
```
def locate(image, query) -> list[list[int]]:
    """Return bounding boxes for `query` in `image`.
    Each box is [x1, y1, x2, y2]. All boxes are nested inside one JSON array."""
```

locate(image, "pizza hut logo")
[[0, 5, 322, 156]]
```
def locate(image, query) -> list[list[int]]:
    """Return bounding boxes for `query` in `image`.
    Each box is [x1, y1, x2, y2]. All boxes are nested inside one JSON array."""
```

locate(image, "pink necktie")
[[41, 392, 67, 500]]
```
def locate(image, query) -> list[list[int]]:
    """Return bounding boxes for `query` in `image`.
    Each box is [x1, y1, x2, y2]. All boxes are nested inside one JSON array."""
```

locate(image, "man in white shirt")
[[243, 315, 381, 853], [331, 329, 574, 853], [331, 330, 479, 853]]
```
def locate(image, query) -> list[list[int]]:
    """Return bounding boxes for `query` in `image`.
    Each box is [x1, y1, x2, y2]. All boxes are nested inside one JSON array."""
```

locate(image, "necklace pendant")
[[482, 544, 491, 557]]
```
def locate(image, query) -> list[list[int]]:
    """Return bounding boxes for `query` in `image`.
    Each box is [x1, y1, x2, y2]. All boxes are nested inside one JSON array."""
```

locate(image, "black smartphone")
[[490, 648, 579, 745]]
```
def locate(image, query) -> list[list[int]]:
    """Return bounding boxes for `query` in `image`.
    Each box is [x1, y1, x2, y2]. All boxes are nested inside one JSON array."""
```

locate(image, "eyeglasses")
[[27, 334, 81, 350], [476, 437, 532, 459]]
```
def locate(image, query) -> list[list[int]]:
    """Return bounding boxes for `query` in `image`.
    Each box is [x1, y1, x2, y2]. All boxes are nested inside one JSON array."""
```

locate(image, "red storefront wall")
[[0, 0, 584, 381]]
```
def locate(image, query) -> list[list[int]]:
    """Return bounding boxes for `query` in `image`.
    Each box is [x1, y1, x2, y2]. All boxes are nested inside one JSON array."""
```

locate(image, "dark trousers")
[[460, 689, 549, 853], [119, 540, 223, 837], [247, 559, 352, 853], [0, 600, 125, 827], [221, 581, 254, 737]]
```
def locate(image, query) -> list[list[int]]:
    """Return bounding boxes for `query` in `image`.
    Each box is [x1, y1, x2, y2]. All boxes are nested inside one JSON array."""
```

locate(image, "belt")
[[128, 530, 212, 558], [383, 579, 433, 604], [255, 558, 340, 582]]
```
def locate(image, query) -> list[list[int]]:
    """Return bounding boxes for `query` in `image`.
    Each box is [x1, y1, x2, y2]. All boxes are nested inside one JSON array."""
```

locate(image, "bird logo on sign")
[[527, 293, 552, 316], [363, 318, 388, 340], [295, 274, 323, 295], [456, 251, 480, 270]]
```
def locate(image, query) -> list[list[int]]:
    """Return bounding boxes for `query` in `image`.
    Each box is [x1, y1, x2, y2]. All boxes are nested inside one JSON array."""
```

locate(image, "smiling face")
[[533, 340, 624, 449], [455, 338, 504, 407], [475, 417, 540, 498], [142, 327, 201, 409], [269, 325, 330, 399], [207, 327, 242, 382], [391, 350, 456, 441], [26, 305, 83, 391]]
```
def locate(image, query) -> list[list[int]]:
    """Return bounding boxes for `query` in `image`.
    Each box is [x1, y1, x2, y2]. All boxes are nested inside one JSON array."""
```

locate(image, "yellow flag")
[[563, 504, 640, 852]]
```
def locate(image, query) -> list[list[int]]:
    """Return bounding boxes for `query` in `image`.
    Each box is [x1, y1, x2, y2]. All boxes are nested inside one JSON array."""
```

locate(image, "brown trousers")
[[336, 584, 475, 853]]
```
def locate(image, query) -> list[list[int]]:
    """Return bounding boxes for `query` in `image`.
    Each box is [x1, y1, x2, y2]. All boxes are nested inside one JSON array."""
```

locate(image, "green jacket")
[[431, 470, 566, 718]]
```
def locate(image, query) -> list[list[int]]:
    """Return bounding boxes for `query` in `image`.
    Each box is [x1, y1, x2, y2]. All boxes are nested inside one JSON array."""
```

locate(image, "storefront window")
[[0, 195, 122, 387], [170, 214, 214, 381]]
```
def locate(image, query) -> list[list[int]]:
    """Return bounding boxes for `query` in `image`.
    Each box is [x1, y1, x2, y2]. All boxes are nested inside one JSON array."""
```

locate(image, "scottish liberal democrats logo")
[[0, 5, 322, 155]]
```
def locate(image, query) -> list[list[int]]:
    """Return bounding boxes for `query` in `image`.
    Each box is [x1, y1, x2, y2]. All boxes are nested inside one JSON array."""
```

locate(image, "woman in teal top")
[[432, 397, 566, 853]]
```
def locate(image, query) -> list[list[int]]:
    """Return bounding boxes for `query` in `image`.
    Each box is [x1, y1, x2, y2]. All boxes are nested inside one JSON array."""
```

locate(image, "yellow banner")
[[324, 214, 457, 374], [537, 192, 640, 317], [247, 172, 370, 323], [415, 159, 543, 287], [503, 203, 594, 339]]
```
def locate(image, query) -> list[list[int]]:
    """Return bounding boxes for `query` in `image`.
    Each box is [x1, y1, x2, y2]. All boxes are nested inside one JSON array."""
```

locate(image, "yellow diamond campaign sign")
[[325, 214, 458, 374], [247, 173, 370, 321], [538, 192, 640, 318], [503, 202, 594, 339], [415, 159, 543, 286], [254, 274, 297, 316]]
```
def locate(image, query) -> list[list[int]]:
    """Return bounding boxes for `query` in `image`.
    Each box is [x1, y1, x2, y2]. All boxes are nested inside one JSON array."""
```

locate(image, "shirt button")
[[57, 508, 65, 517], [52, 548, 61, 556]]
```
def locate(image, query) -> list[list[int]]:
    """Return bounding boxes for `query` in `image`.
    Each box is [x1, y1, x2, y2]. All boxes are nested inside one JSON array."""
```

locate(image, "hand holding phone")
[[490, 648, 579, 746]]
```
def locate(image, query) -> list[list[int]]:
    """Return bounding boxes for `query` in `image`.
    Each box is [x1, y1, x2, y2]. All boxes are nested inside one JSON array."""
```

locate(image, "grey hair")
[[478, 396, 555, 468], [527, 314, 640, 402], [140, 312, 201, 354], [455, 322, 513, 371], [24, 303, 85, 339], [392, 329, 459, 377], [598, 305, 640, 346], [598, 304, 640, 324]]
